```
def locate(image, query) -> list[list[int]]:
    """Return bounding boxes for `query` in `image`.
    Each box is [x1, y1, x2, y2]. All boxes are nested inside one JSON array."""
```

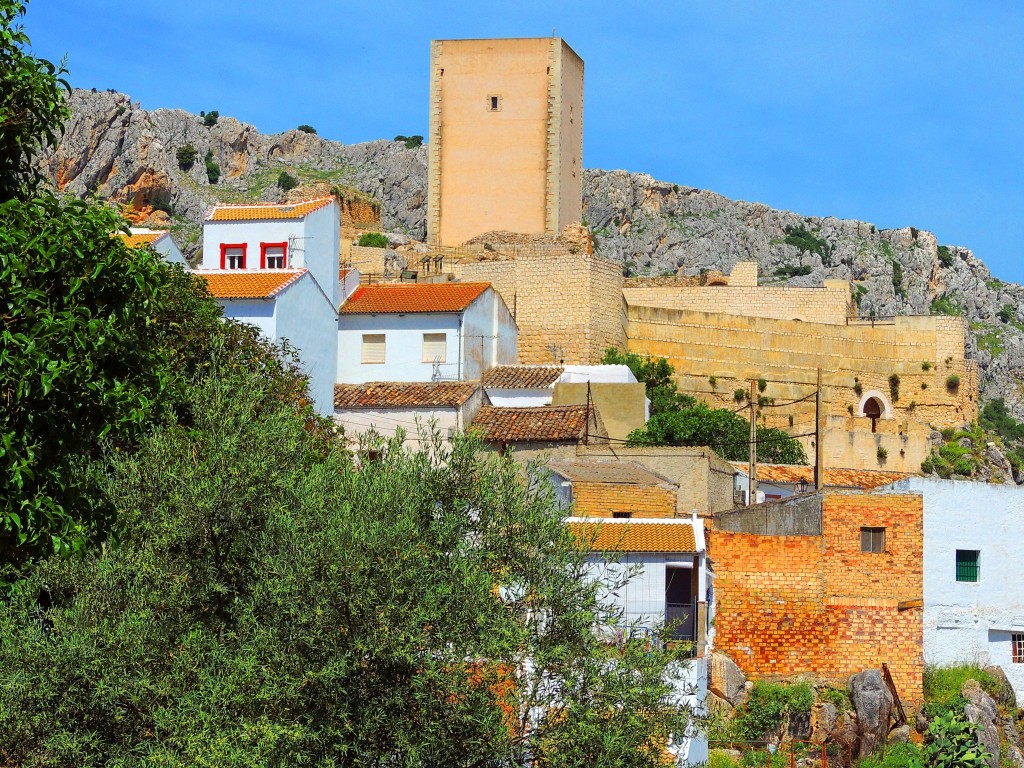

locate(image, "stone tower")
[[427, 37, 584, 247]]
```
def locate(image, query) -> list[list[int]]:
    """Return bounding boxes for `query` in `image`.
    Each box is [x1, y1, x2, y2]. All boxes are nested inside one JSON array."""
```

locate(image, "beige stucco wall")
[[552, 382, 647, 442], [428, 38, 583, 246]]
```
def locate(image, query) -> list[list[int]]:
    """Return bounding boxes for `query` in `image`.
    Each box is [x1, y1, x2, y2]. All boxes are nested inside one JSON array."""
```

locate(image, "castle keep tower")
[[427, 37, 584, 247]]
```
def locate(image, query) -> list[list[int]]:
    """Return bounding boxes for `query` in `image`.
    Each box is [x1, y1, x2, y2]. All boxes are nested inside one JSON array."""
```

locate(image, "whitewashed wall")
[[218, 298, 276, 339], [337, 313, 461, 383], [486, 388, 553, 407], [888, 476, 1024, 699], [275, 275, 339, 416]]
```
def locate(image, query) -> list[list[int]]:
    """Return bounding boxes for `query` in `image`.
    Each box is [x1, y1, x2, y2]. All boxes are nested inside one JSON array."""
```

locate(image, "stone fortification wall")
[[627, 305, 977, 427], [454, 248, 626, 364], [710, 491, 924, 702], [622, 281, 854, 325]]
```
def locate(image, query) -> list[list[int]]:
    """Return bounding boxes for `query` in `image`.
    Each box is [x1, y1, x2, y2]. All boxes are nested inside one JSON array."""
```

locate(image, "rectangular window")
[[612, 512, 632, 519], [956, 549, 980, 582], [488, 94, 501, 111], [1013, 634, 1024, 664], [220, 243, 246, 269], [422, 333, 446, 363], [361, 334, 385, 364], [860, 527, 885, 553], [261, 242, 286, 269]]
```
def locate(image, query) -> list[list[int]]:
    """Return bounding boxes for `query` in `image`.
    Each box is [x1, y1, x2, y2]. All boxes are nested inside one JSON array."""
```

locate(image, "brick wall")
[[709, 491, 924, 702], [573, 481, 677, 518]]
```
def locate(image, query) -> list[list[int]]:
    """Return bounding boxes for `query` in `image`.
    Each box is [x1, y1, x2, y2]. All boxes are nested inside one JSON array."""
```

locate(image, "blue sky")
[[25, 1, 1024, 282]]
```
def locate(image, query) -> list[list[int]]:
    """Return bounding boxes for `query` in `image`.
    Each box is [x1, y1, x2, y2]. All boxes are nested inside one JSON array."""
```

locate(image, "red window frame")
[[260, 241, 288, 269], [1013, 633, 1024, 664], [220, 243, 247, 269]]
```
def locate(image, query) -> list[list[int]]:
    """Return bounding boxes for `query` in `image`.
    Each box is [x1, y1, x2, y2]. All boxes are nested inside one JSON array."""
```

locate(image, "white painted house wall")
[[334, 407, 461, 446], [275, 276, 339, 416], [219, 298, 276, 339], [486, 389, 554, 408], [888, 476, 1024, 699], [337, 313, 461, 383]]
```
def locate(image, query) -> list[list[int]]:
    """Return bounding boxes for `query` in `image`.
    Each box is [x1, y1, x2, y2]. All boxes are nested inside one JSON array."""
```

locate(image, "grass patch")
[[977, 326, 1005, 358], [732, 681, 814, 741], [855, 742, 923, 768], [931, 294, 964, 316], [923, 664, 1006, 719]]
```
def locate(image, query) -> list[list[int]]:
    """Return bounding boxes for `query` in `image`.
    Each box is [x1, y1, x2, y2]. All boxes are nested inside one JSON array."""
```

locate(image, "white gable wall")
[[218, 298, 277, 340], [461, 287, 518, 380], [275, 276, 338, 416], [337, 312, 461, 383]]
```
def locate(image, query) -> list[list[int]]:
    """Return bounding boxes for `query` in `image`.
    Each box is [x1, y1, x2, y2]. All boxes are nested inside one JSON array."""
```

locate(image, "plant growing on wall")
[[945, 374, 960, 392], [922, 361, 933, 371], [853, 382, 863, 397], [734, 389, 746, 403], [888, 374, 900, 402], [757, 378, 767, 393], [877, 446, 888, 463], [708, 376, 717, 390]]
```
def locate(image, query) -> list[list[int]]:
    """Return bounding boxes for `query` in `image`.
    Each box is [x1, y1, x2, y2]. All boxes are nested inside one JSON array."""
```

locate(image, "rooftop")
[[340, 282, 490, 314], [198, 269, 307, 299], [472, 405, 591, 443], [482, 365, 564, 389], [205, 197, 335, 222], [548, 460, 674, 487], [333, 381, 480, 409], [567, 518, 698, 553], [729, 462, 910, 490], [117, 230, 168, 248]]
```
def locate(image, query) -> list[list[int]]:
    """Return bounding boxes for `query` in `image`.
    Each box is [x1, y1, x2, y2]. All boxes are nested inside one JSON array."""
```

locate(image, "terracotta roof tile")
[[472, 405, 590, 443], [117, 231, 168, 248], [334, 381, 480, 409], [728, 462, 910, 490], [482, 365, 564, 389], [198, 269, 307, 299], [568, 520, 697, 552], [340, 282, 491, 314], [206, 197, 334, 222], [548, 461, 674, 486]]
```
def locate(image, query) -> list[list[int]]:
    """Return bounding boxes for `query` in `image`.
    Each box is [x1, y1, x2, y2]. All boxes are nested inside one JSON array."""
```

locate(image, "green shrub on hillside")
[[357, 232, 388, 248], [204, 149, 219, 184], [175, 144, 197, 170], [277, 171, 298, 191], [202, 110, 219, 127], [732, 681, 814, 741], [297, 124, 316, 134]]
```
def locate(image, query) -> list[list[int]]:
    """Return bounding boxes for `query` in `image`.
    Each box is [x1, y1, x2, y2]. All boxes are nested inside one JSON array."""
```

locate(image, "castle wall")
[[710, 491, 924, 702]]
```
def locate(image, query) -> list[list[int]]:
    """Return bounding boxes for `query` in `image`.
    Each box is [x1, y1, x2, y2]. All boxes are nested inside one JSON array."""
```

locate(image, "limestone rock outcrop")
[[962, 679, 1001, 768], [848, 670, 892, 759]]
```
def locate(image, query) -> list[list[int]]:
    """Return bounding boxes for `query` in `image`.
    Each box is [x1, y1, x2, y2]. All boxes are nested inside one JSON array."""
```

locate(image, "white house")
[[118, 228, 187, 265], [195, 198, 341, 416], [337, 282, 517, 383], [885, 476, 1024, 699], [483, 364, 641, 408], [566, 513, 711, 765], [333, 381, 485, 446]]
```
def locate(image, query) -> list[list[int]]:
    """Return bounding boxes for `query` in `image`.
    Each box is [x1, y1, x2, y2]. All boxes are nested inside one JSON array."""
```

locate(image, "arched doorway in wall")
[[857, 390, 893, 433]]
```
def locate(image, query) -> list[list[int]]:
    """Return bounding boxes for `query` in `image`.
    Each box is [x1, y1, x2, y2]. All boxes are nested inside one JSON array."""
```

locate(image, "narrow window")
[[956, 549, 980, 582], [1013, 634, 1024, 664], [612, 512, 632, 519], [860, 526, 885, 553], [362, 334, 385, 364], [220, 243, 246, 269], [488, 94, 501, 111], [422, 332, 446, 363], [260, 242, 286, 269]]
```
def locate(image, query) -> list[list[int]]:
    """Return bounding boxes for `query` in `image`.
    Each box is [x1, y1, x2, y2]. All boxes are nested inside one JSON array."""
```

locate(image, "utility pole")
[[815, 367, 825, 491], [748, 379, 758, 505], [584, 381, 591, 446]]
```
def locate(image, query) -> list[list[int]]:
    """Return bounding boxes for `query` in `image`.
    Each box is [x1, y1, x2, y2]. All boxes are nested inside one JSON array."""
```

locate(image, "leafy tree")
[[0, 358, 697, 765], [601, 347, 696, 414], [277, 170, 298, 191], [175, 143, 197, 170], [0, 0, 69, 202], [202, 109, 219, 127], [204, 148, 219, 183], [297, 124, 316, 134]]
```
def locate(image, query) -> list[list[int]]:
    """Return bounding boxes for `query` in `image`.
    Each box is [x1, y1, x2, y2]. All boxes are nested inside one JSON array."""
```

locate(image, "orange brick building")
[[709, 490, 924, 702]]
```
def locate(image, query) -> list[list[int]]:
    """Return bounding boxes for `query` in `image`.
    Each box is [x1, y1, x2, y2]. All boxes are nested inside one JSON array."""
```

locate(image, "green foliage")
[[732, 681, 814, 741], [891, 260, 906, 298], [734, 388, 747, 403], [980, 398, 1024, 443], [930, 295, 964, 316], [922, 361, 933, 371], [627, 405, 807, 464], [0, 365, 696, 764], [277, 170, 298, 191], [601, 348, 697, 414], [997, 304, 1015, 324], [707, 750, 741, 768], [357, 231, 389, 248], [296, 124, 316, 134], [920, 711, 990, 768], [889, 373, 901, 402], [782, 226, 830, 263], [0, 196, 175, 580], [877, 446, 889, 463], [0, 0, 70, 202], [923, 665, 1007, 720], [945, 374, 960, 392], [204, 148, 220, 184], [394, 134, 424, 149], [202, 109, 219, 126], [854, 382, 863, 396], [856, 742, 923, 768], [175, 143, 197, 170], [774, 264, 813, 278], [757, 378, 767, 393], [819, 686, 849, 714], [937, 245, 955, 268], [976, 326, 1005, 358], [709, 375, 718, 389]]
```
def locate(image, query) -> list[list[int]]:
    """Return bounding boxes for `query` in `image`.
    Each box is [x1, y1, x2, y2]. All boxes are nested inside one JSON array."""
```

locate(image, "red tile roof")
[[728, 462, 910, 490], [339, 282, 490, 314], [568, 519, 698, 553], [482, 365, 565, 389], [206, 197, 334, 222], [198, 269, 307, 299], [117, 231, 168, 248], [333, 381, 480, 409], [472, 405, 591, 443]]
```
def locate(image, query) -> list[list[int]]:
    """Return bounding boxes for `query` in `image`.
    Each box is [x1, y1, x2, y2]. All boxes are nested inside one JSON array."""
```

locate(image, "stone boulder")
[[809, 702, 837, 744], [983, 665, 1018, 709], [848, 669, 892, 759], [709, 652, 749, 707], [829, 710, 860, 767], [962, 679, 1000, 768]]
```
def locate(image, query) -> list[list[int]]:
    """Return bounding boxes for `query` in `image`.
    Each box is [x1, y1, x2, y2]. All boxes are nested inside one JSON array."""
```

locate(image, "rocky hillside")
[[40, 89, 1024, 418]]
